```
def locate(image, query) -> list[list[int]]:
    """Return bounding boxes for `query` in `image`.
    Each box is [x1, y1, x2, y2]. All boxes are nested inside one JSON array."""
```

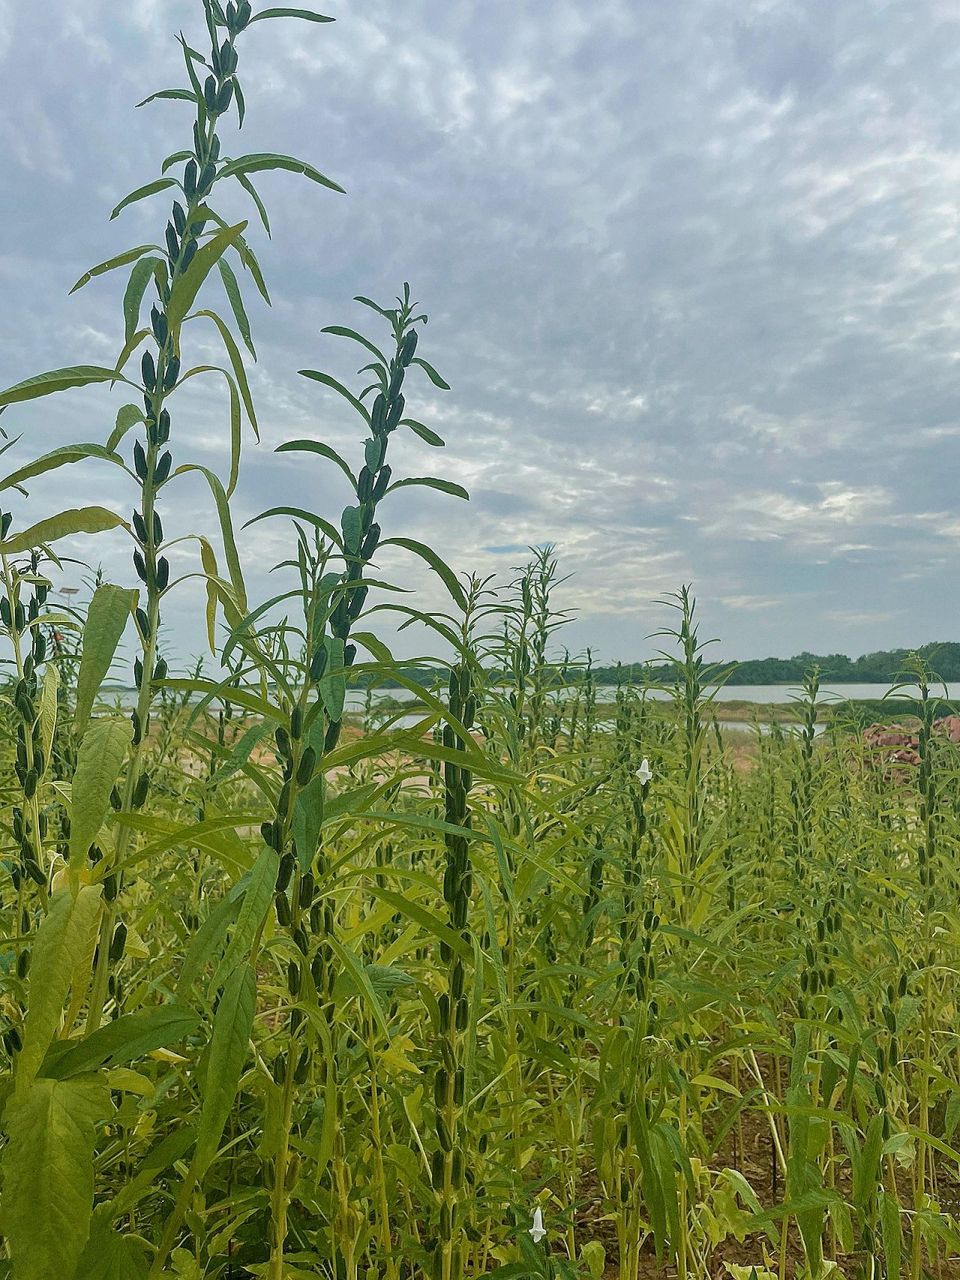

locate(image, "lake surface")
[[346, 681, 937, 710], [103, 681, 940, 716]]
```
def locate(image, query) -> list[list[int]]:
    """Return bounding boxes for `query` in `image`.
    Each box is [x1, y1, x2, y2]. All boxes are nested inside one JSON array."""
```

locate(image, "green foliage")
[[1, 6, 959, 1280]]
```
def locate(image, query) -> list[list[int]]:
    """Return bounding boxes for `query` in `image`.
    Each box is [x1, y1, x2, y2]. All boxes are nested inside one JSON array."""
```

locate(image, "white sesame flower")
[[529, 1206, 547, 1244], [636, 757, 653, 786]]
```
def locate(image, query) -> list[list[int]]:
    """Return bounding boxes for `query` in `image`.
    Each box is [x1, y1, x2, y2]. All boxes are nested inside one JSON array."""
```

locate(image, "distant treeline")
[[357, 644, 960, 690], [595, 642, 960, 686]]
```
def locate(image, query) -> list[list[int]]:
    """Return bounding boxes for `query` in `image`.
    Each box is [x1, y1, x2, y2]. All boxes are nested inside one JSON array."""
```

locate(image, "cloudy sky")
[[1, 0, 959, 669]]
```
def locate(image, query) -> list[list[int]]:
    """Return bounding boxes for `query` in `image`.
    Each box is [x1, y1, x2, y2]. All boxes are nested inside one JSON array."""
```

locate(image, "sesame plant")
[[4, 6, 960, 1280]]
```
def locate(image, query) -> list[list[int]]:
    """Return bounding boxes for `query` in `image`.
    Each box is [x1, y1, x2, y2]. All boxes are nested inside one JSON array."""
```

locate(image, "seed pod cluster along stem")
[[0, 546, 53, 1000], [85, 3, 255, 1037], [433, 654, 476, 1280], [266, 291, 442, 1280]]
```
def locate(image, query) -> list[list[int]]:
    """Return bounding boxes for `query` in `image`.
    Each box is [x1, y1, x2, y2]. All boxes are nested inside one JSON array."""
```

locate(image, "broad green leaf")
[[219, 151, 344, 194], [166, 222, 248, 337], [2, 1075, 111, 1280], [69, 244, 157, 294], [17, 885, 103, 1088], [123, 255, 163, 346], [194, 963, 256, 1177], [110, 176, 177, 220], [40, 1005, 199, 1079], [69, 718, 132, 881], [386, 475, 468, 501], [74, 585, 137, 733], [212, 847, 279, 992], [74, 1226, 149, 1280], [0, 366, 120, 408], [0, 443, 126, 495], [0, 506, 127, 554]]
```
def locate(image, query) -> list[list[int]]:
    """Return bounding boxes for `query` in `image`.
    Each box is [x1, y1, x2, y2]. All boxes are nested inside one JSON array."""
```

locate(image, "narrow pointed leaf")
[[70, 244, 157, 294], [218, 152, 345, 194], [109, 177, 178, 221]]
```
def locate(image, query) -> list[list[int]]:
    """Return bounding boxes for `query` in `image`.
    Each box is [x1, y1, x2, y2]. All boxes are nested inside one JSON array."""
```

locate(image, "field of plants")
[[0, 4, 959, 1280]]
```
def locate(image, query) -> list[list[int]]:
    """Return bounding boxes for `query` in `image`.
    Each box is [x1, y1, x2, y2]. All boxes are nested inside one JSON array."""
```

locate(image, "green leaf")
[[212, 847, 279, 992], [327, 936, 390, 1038], [379, 536, 467, 610], [112, 325, 150, 377], [386, 475, 468, 501], [319, 635, 346, 721], [298, 368, 370, 421], [194, 963, 256, 1178], [248, 7, 335, 21], [411, 356, 450, 389], [108, 404, 145, 452], [69, 244, 157, 294], [401, 418, 445, 447], [38, 664, 58, 778], [0, 366, 120, 408], [40, 1006, 200, 1079], [136, 87, 198, 108], [321, 324, 387, 364], [218, 257, 257, 358], [69, 718, 133, 879], [74, 1226, 149, 1280], [177, 892, 243, 999], [292, 720, 325, 870], [2, 1075, 111, 1280], [1, 506, 127, 554], [74, 585, 137, 733], [175, 465, 248, 616], [218, 151, 344, 194], [341, 506, 361, 554], [123, 255, 163, 347], [0, 444, 126, 495], [235, 171, 272, 236], [17, 886, 103, 1089], [278, 438, 356, 488], [109, 177, 178, 221], [166, 222, 248, 337], [879, 1189, 901, 1280], [191, 309, 258, 436]]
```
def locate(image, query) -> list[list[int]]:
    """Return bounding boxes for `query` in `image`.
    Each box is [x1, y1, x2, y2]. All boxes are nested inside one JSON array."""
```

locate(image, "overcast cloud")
[[1, 0, 959, 667]]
